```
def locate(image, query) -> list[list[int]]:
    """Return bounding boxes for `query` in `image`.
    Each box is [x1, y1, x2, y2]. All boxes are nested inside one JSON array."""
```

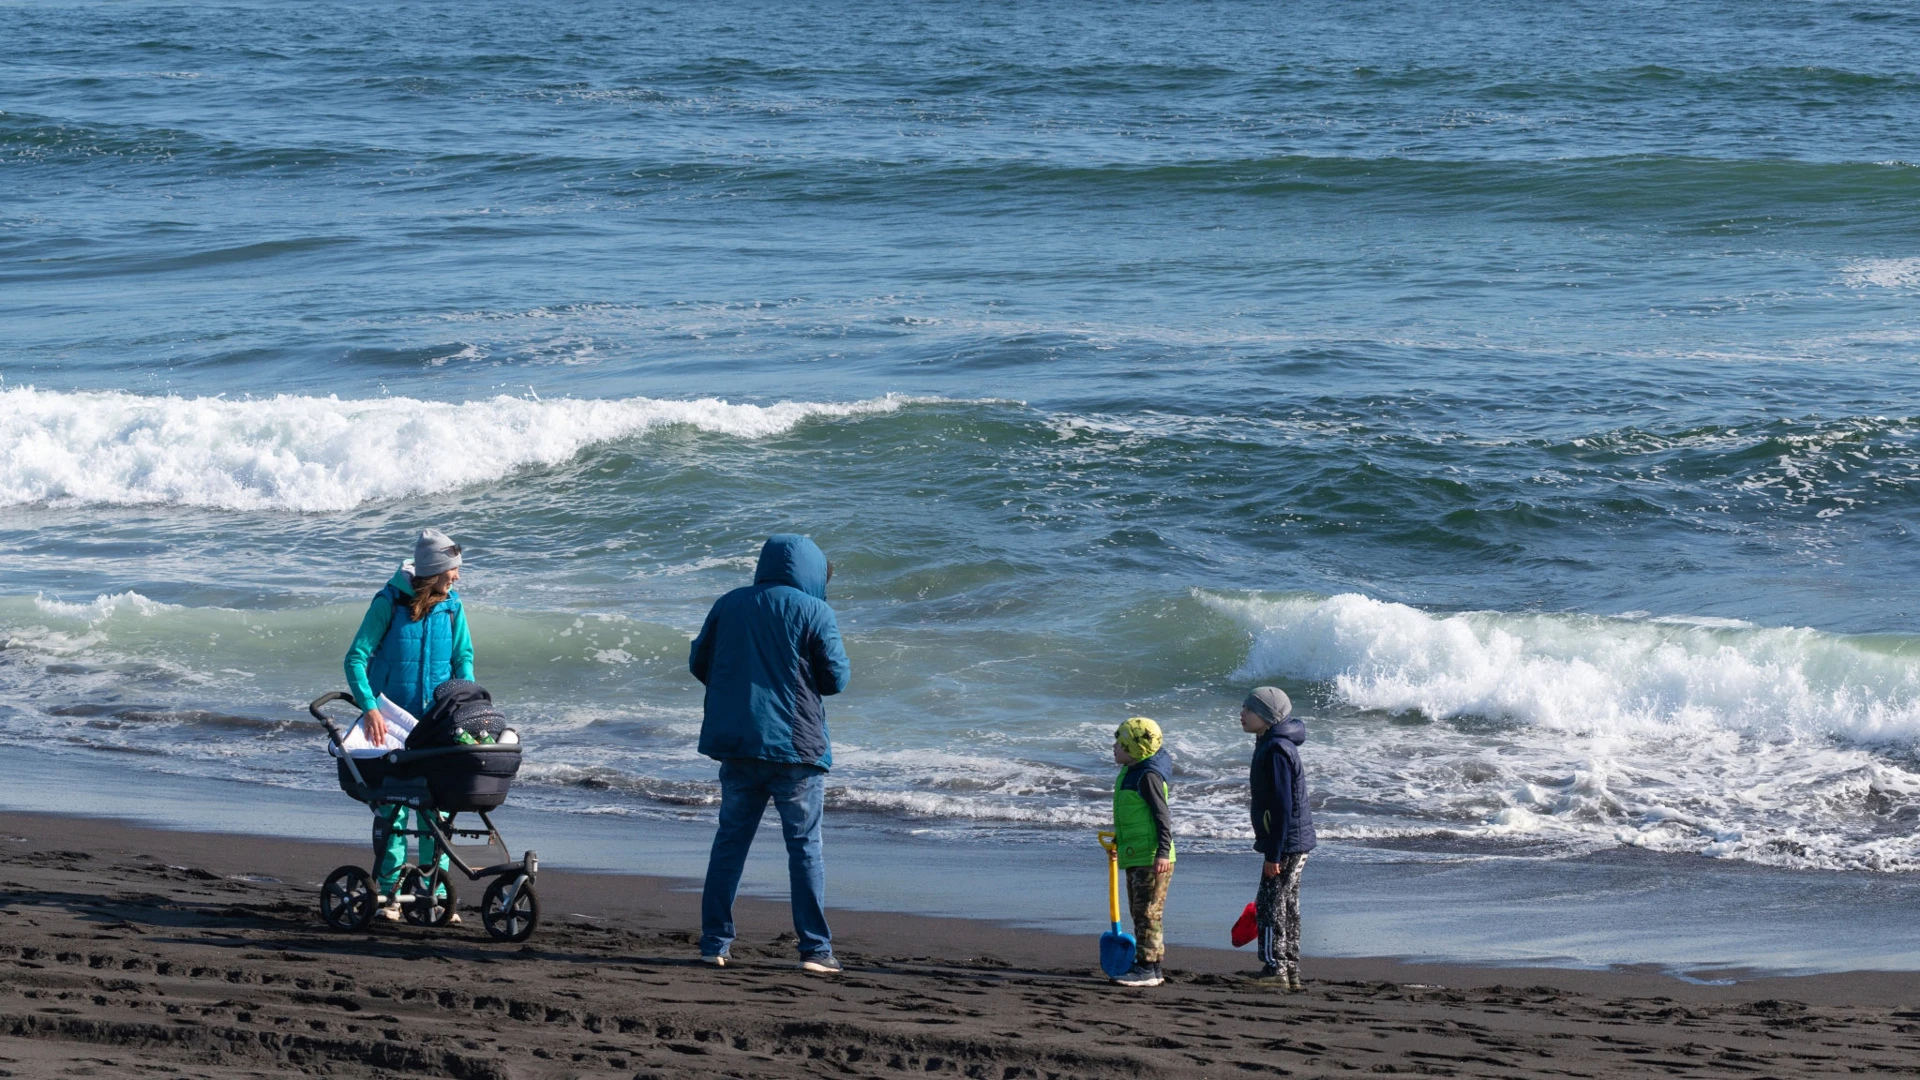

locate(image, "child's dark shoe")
[[1112, 961, 1164, 987]]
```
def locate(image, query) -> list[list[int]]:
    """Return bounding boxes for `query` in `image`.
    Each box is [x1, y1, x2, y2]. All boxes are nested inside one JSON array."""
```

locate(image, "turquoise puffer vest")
[[365, 586, 463, 717]]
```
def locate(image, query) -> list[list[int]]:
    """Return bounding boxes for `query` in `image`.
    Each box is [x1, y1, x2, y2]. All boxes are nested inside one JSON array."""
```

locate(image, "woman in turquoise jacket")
[[343, 528, 474, 917]]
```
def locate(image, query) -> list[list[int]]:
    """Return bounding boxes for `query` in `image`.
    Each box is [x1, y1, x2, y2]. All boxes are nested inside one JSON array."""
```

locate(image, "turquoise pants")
[[372, 804, 450, 895]]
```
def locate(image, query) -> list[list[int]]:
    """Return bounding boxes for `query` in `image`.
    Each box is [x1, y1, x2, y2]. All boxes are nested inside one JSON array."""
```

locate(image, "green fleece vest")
[[1112, 766, 1176, 870]]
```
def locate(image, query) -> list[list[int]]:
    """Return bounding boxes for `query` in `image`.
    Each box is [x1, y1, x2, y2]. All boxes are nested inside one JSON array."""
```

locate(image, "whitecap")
[[1206, 590, 1920, 743], [1202, 589, 1920, 872], [32, 591, 178, 622], [1840, 256, 1920, 291], [0, 387, 944, 512]]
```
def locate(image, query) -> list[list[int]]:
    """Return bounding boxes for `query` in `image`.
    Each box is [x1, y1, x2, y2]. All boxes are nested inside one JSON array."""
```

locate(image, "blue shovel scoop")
[[1096, 830, 1137, 978]]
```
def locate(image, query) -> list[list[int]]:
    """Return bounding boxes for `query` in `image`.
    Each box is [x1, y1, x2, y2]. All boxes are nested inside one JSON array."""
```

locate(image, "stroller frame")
[[309, 691, 541, 942]]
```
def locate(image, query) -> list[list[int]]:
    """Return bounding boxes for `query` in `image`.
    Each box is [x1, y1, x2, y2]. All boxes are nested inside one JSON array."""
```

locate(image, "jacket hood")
[[388, 563, 417, 595], [1124, 748, 1173, 788], [1270, 717, 1307, 746], [754, 534, 829, 599]]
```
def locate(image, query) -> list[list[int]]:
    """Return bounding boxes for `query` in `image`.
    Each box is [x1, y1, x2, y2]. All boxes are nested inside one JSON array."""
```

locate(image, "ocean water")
[[6, 0, 1920, 902]]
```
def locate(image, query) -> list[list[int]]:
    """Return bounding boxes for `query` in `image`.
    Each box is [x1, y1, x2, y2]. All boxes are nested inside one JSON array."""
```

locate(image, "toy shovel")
[[1096, 831, 1137, 977]]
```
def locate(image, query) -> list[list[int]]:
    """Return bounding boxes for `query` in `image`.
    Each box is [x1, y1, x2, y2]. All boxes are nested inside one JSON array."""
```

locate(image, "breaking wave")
[[1212, 591, 1920, 744], [0, 387, 937, 512], [1206, 591, 1920, 871]]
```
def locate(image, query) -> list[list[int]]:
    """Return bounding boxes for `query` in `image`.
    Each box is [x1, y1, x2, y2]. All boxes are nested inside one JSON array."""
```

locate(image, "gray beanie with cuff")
[[413, 529, 462, 577], [1243, 686, 1292, 726]]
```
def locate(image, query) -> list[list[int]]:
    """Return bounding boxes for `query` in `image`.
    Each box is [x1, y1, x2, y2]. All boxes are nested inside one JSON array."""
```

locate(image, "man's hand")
[[1154, 857, 1172, 875], [361, 709, 387, 747], [1262, 860, 1282, 878]]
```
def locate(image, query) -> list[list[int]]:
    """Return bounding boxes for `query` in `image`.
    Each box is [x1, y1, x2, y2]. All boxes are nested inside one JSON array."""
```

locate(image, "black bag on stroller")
[[408, 679, 508, 748], [369, 680, 518, 811]]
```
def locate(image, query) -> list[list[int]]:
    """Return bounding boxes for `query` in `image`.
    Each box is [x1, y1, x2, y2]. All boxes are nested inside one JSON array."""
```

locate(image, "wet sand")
[[3, 811, 1919, 1079]]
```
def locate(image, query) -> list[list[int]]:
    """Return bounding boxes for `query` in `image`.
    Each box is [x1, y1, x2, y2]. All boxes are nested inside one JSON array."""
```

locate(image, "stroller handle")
[[308, 691, 358, 749]]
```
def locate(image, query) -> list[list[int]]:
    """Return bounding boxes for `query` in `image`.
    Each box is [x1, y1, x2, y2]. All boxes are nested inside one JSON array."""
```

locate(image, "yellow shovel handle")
[[1097, 830, 1120, 924]]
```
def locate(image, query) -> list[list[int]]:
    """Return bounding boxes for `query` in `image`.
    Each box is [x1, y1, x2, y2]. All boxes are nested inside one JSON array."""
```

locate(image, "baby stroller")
[[308, 691, 540, 942]]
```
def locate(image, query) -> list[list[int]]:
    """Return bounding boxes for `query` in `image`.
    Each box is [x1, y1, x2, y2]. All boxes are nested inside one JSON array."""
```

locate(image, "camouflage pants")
[[1124, 865, 1173, 964], [1255, 853, 1308, 973]]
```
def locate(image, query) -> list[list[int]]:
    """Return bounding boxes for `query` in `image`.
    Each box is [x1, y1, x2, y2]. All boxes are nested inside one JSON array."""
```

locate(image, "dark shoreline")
[[6, 809, 1920, 1078], [6, 808, 1919, 1002], [13, 744, 1920, 980]]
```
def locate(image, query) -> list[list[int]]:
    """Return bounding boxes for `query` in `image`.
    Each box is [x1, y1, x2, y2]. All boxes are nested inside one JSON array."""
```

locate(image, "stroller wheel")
[[481, 874, 540, 943], [401, 867, 458, 928], [319, 865, 377, 932]]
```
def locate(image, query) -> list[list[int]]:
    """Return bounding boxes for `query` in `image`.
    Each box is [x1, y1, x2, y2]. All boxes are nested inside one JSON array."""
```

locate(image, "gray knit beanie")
[[1243, 686, 1292, 726], [412, 529, 462, 577]]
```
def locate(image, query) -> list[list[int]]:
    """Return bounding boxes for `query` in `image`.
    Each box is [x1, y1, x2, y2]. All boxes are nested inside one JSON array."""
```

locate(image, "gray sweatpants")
[[1255, 852, 1308, 972]]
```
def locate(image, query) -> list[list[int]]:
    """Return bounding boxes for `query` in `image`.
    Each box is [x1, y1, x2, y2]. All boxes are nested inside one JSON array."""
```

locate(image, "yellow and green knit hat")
[[1114, 716, 1163, 761]]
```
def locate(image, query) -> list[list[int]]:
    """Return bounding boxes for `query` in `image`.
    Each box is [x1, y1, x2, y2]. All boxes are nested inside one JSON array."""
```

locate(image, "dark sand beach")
[[4, 812, 1919, 1079]]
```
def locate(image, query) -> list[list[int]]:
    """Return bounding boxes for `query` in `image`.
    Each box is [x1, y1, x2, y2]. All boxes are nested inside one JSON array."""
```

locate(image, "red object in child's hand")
[[1231, 902, 1258, 948]]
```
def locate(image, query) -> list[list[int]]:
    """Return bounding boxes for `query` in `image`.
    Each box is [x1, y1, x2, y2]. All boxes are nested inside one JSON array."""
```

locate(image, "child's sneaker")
[[800, 952, 843, 975], [1112, 961, 1163, 987], [1285, 967, 1304, 993], [375, 901, 403, 922]]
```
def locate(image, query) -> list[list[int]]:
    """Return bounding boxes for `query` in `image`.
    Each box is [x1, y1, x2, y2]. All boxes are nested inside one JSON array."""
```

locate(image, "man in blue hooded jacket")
[[690, 534, 851, 973]]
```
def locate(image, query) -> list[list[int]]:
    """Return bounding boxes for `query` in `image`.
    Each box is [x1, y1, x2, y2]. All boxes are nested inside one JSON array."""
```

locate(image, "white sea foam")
[[1204, 590, 1920, 871], [1211, 591, 1920, 742], [1841, 256, 1920, 291], [31, 590, 178, 622], [0, 387, 933, 512]]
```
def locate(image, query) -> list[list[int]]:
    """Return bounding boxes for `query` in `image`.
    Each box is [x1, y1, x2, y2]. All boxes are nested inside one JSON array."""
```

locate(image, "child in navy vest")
[[1242, 686, 1315, 990]]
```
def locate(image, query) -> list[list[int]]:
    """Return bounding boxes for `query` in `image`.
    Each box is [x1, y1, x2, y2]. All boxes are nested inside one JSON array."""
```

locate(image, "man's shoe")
[[800, 953, 843, 974], [1112, 962, 1164, 988], [701, 953, 729, 968]]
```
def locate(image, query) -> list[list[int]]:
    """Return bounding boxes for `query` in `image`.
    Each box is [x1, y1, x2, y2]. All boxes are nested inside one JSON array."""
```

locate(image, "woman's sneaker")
[[1113, 961, 1164, 987], [800, 952, 843, 975]]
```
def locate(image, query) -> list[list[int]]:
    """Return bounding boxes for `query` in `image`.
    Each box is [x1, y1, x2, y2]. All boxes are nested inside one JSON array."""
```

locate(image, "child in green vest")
[[1110, 716, 1174, 987]]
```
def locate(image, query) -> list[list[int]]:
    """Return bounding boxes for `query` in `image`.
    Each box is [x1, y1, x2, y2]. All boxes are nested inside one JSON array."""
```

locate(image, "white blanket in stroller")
[[338, 696, 418, 758]]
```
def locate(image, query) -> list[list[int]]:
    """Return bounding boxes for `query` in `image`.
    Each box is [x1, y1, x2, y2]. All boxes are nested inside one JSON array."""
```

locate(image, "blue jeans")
[[700, 758, 831, 958]]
